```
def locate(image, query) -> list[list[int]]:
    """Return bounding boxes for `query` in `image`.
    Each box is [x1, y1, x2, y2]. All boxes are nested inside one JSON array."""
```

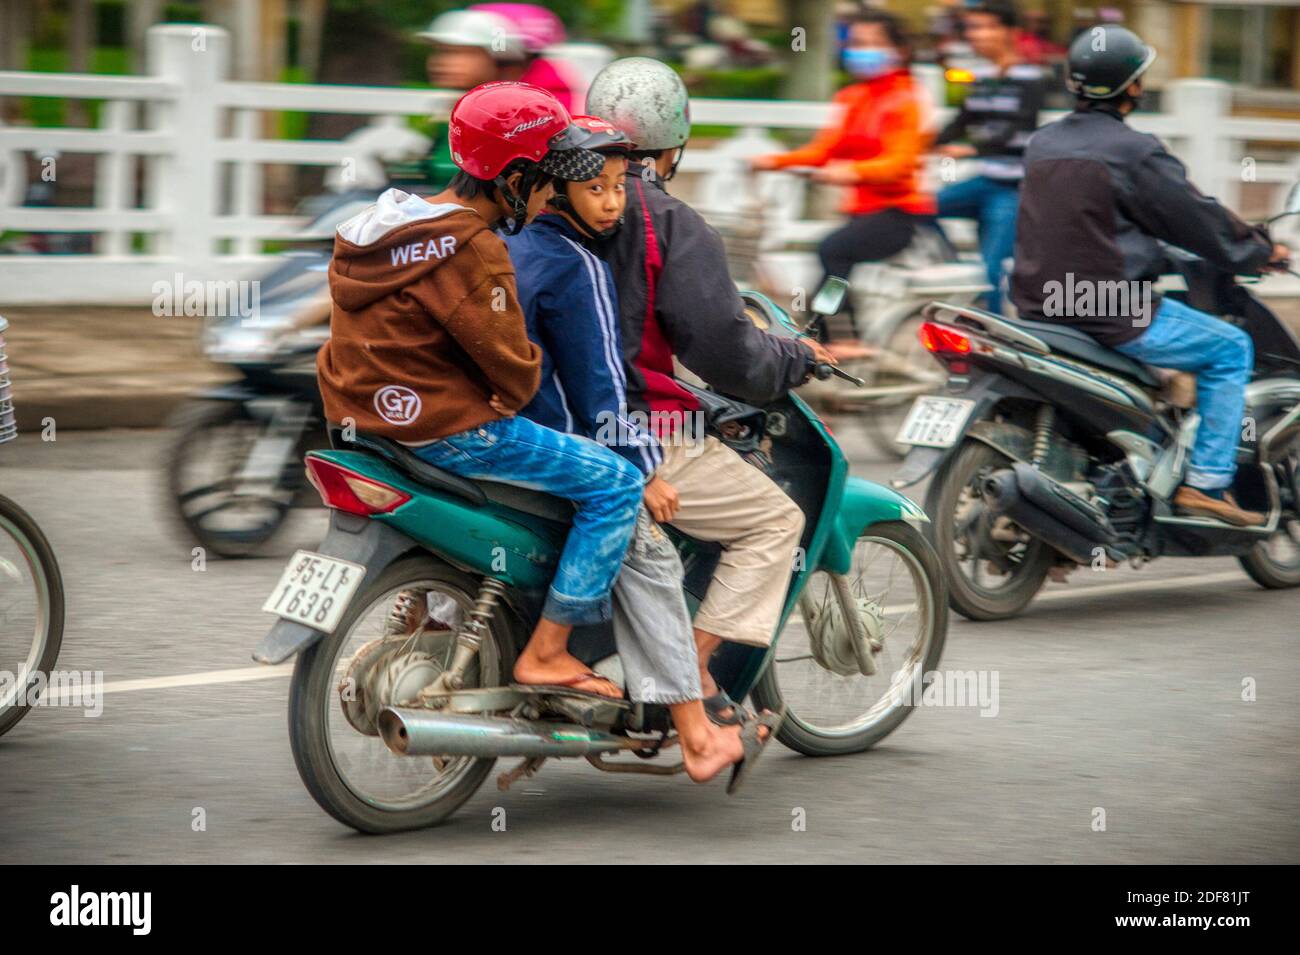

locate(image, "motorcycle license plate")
[[895, 396, 976, 448], [262, 551, 366, 633]]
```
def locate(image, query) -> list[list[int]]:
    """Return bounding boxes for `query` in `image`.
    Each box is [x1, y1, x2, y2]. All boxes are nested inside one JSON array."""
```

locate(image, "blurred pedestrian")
[[750, 9, 934, 352], [933, 0, 1047, 313]]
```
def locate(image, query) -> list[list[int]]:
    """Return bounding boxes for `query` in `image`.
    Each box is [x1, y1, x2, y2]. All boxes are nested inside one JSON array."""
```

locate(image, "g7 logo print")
[[374, 385, 421, 425]]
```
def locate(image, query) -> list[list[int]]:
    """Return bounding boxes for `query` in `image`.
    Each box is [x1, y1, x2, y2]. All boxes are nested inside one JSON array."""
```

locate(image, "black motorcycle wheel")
[[926, 440, 1054, 621], [0, 495, 65, 737], [165, 400, 301, 559], [288, 557, 518, 834]]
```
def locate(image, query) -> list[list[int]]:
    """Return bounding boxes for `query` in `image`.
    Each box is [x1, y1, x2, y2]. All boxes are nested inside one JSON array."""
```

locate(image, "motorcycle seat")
[[1001, 315, 1161, 389], [331, 428, 576, 524]]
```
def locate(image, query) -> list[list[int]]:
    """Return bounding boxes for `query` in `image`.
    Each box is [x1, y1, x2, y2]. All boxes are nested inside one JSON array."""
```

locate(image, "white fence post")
[[94, 99, 131, 255], [146, 24, 228, 275], [1164, 78, 1235, 205]]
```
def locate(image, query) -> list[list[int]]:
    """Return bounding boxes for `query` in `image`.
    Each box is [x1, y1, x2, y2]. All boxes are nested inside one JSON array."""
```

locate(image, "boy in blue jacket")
[[505, 117, 774, 788]]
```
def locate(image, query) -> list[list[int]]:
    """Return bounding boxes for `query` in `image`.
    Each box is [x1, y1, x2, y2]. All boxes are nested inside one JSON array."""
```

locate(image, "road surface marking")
[[81, 570, 1252, 698]]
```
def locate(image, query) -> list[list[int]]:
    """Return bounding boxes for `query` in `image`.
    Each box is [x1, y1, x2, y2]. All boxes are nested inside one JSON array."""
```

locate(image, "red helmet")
[[449, 81, 599, 181], [568, 115, 636, 154]]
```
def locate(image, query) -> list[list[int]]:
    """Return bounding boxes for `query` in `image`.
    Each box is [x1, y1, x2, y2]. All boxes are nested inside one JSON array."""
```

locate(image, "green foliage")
[[21, 47, 131, 127], [675, 66, 786, 100]]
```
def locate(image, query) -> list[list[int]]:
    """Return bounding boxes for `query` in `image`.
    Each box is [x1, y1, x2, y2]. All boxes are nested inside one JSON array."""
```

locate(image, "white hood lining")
[[337, 188, 470, 247]]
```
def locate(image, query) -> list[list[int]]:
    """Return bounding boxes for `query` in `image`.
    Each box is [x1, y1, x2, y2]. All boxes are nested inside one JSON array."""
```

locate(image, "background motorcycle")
[[164, 190, 376, 558], [252, 282, 948, 833], [894, 185, 1300, 620]]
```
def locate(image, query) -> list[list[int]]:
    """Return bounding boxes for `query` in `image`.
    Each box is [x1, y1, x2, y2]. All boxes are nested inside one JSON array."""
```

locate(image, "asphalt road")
[[1, 423, 1297, 864]]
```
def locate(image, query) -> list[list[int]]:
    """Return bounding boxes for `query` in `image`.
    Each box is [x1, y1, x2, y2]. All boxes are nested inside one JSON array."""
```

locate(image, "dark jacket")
[[505, 213, 661, 477], [935, 62, 1046, 181], [1010, 107, 1272, 346], [599, 162, 812, 428]]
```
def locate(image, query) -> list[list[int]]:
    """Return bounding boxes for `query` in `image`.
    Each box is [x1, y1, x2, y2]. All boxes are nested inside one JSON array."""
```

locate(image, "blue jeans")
[[937, 176, 1020, 314], [1113, 297, 1254, 491], [413, 416, 642, 625]]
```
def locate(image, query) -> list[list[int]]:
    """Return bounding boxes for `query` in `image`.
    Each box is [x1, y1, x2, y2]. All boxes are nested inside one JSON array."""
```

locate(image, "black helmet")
[[1067, 25, 1156, 100]]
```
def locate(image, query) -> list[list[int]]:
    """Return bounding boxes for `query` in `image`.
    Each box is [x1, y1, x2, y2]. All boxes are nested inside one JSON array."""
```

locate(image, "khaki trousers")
[[656, 437, 805, 647]]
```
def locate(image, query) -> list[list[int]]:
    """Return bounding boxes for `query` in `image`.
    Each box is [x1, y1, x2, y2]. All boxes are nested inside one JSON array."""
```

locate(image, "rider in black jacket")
[[1010, 25, 1288, 527]]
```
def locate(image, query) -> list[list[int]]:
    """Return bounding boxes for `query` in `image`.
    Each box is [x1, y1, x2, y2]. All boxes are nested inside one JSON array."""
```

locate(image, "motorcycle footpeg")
[[511, 684, 631, 728]]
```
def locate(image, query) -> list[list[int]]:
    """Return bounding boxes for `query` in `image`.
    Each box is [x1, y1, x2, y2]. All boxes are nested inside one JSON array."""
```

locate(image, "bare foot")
[[681, 722, 744, 783], [679, 711, 776, 783], [513, 648, 623, 699]]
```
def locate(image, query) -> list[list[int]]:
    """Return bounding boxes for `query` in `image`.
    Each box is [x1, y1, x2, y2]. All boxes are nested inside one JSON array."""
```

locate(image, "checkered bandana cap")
[[538, 145, 604, 182]]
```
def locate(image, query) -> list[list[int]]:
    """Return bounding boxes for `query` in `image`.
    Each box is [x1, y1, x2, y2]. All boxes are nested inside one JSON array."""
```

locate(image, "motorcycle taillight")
[[304, 458, 411, 516], [918, 321, 972, 355]]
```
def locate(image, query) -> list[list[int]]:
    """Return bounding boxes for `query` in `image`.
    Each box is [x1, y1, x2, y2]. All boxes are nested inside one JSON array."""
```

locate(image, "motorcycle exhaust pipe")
[[377, 707, 634, 759], [981, 467, 1113, 566], [1006, 462, 1117, 544]]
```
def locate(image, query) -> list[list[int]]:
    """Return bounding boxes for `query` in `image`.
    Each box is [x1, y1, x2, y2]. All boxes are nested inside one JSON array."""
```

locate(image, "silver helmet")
[[585, 57, 690, 152]]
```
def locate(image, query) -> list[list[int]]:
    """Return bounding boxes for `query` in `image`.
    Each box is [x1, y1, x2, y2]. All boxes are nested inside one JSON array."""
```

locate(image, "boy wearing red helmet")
[[317, 83, 642, 699]]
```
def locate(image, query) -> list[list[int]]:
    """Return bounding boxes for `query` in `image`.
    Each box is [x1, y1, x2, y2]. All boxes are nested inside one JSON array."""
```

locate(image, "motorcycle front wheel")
[[288, 556, 518, 834], [751, 521, 947, 756], [165, 399, 304, 558], [0, 495, 65, 737]]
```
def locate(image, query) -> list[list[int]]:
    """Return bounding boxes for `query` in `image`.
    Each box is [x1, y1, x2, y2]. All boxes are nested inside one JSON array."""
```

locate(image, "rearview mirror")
[[810, 276, 849, 316]]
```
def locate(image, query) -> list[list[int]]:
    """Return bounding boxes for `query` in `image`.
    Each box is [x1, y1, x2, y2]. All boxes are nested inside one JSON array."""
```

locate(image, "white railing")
[[1, 23, 1299, 306]]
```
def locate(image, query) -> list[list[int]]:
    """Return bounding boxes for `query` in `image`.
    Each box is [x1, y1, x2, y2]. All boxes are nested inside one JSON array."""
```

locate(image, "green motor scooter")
[[253, 280, 948, 833]]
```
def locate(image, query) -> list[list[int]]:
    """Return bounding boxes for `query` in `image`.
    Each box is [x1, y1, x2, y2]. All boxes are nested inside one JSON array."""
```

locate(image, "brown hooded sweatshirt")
[[317, 188, 541, 444]]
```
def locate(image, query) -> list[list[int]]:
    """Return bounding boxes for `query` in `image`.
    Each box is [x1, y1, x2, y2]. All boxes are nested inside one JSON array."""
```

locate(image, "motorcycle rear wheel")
[[751, 521, 947, 756], [926, 440, 1053, 621], [288, 557, 517, 834]]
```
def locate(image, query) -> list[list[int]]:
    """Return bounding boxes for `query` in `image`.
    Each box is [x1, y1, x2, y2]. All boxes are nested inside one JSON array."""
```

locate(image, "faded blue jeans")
[[413, 416, 642, 625], [937, 175, 1020, 314], [1113, 296, 1254, 491]]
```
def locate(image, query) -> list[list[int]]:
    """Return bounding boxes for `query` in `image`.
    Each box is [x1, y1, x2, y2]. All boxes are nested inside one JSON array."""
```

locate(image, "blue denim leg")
[[936, 176, 987, 220], [1113, 297, 1254, 490], [976, 181, 1020, 315], [413, 416, 642, 625], [937, 176, 1020, 313]]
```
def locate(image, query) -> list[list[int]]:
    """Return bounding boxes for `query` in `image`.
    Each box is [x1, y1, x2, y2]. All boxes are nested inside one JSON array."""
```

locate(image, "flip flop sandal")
[[703, 689, 748, 727], [726, 705, 787, 797], [512, 671, 624, 702]]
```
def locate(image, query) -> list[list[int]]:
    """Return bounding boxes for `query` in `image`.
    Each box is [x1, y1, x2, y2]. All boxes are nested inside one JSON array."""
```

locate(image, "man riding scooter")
[[1009, 24, 1291, 527], [585, 58, 838, 723]]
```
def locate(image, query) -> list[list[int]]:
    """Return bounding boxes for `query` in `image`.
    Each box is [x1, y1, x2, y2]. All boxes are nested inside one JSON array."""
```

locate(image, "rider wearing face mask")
[[1010, 25, 1290, 527], [750, 10, 935, 347]]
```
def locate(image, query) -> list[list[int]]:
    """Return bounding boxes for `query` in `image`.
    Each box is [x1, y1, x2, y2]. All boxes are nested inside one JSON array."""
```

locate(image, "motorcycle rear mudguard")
[[891, 374, 1040, 488], [252, 512, 419, 664]]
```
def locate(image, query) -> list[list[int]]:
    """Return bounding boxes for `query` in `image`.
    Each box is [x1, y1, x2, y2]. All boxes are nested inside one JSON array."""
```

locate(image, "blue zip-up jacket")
[[505, 213, 661, 477]]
